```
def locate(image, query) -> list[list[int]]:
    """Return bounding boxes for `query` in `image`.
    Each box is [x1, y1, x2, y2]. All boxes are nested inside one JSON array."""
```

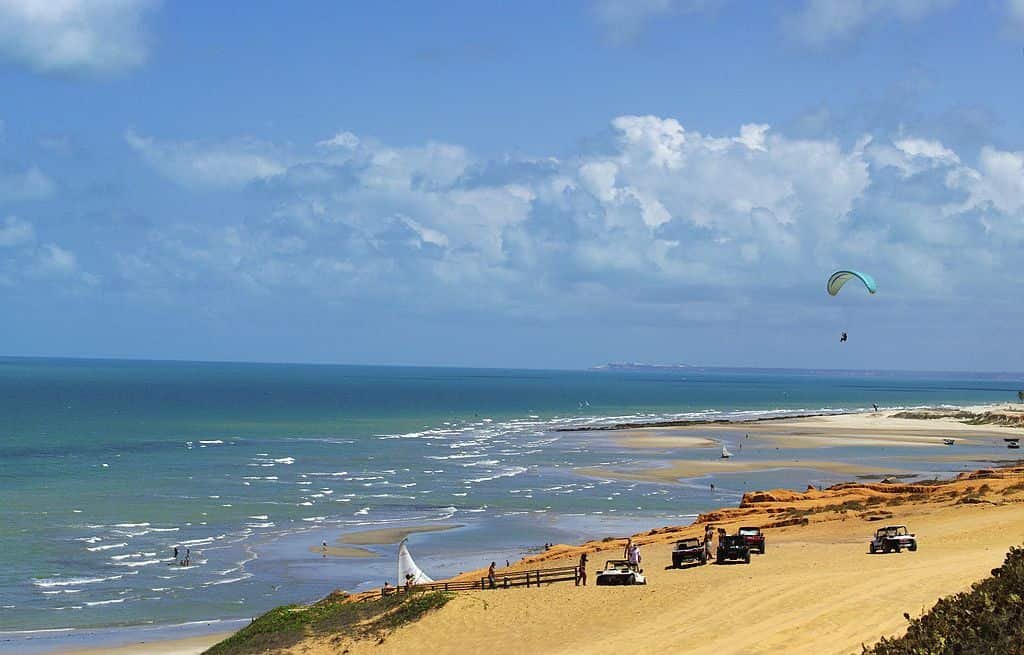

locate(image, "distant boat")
[[943, 438, 955, 446], [398, 538, 434, 585], [1009, 440, 1021, 450], [720, 446, 733, 459]]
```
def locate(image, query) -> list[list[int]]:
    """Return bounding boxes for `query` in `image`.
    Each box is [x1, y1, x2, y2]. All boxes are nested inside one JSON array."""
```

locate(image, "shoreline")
[[557, 402, 1024, 433], [233, 463, 1024, 655], [29, 459, 1024, 655], [22, 403, 1024, 655]]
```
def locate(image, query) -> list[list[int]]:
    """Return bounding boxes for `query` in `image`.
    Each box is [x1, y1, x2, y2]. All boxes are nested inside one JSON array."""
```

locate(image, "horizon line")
[[1, 353, 1023, 378]]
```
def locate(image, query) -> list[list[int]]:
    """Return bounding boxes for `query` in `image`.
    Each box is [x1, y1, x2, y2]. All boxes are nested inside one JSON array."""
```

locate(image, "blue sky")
[[2, 0, 1024, 370]]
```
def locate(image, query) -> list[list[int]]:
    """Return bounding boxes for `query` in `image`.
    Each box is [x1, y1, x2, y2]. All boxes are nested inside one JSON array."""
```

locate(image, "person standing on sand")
[[623, 538, 632, 560], [704, 525, 715, 560], [578, 551, 588, 585], [629, 542, 641, 568], [487, 561, 497, 589]]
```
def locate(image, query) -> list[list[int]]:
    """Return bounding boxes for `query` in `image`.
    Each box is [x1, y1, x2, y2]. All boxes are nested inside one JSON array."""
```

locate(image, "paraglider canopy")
[[827, 270, 877, 296]]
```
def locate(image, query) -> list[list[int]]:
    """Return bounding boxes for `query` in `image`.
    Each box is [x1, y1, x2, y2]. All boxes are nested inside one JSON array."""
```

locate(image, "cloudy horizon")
[[2, 1, 1023, 371]]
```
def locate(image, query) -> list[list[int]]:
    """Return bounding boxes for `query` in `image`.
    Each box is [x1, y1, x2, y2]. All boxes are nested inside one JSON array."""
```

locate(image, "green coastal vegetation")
[[864, 545, 1024, 654], [203, 591, 453, 655]]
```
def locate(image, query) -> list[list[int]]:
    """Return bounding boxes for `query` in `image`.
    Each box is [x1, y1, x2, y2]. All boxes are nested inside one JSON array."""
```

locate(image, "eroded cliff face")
[[483, 466, 1024, 572]]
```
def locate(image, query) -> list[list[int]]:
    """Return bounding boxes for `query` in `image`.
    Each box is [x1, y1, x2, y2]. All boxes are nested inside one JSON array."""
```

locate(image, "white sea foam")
[[33, 575, 123, 588], [248, 515, 269, 520], [203, 574, 252, 587], [150, 527, 179, 532], [465, 466, 528, 484], [87, 542, 127, 552], [113, 559, 161, 567], [84, 598, 126, 606], [199, 440, 224, 445], [273, 457, 295, 464], [113, 523, 150, 528], [354, 507, 370, 515], [179, 537, 216, 546]]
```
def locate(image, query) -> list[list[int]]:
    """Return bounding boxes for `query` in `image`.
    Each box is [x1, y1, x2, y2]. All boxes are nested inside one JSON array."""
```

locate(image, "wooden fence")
[[374, 565, 581, 599]]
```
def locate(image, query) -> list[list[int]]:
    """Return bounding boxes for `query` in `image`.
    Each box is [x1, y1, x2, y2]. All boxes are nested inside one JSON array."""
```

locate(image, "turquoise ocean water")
[[2, 358, 1022, 652]]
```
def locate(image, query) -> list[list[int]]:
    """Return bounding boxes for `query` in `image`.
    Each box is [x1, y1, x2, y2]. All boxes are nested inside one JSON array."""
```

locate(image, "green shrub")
[[204, 591, 453, 655], [864, 546, 1024, 654]]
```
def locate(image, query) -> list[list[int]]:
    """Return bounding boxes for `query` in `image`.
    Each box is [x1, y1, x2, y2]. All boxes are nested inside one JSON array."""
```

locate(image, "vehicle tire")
[[870, 543, 876, 554], [895, 544, 902, 553], [909, 542, 917, 552], [745, 552, 751, 564], [760, 544, 766, 554], [629, 575, 636, 585], [672, 556, 681, 568], [883, 543, 891, 554], [700, 554, 707, 565]]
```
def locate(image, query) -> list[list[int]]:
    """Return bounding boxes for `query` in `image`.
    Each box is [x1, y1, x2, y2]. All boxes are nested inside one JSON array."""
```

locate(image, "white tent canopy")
[[397, 538, 434, 584]]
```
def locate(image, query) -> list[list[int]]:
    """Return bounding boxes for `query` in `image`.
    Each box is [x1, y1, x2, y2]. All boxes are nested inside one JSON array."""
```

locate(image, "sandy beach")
[[58, 632, 231, 655], [283, 464, 1024, 655]]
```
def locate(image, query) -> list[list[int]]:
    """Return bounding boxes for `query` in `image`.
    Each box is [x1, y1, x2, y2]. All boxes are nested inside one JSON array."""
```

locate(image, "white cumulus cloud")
[[0, 165, 55, 202], [1009, 0, 1024, 29], [591, 0, 722, 44], [0, 215, 35, 247], [0, 0, 159, 76], [783, 0, 955, 47], [125, 130, 287, 190]]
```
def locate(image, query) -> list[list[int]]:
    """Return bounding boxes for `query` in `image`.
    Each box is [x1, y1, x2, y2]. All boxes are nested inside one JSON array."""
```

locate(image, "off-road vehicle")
[[869, 525, 917, 554], [671, 537, 707, 567]]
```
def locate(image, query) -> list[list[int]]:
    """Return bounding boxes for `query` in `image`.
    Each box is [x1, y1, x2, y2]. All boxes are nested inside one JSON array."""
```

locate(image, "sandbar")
[[308, 544, 378, 558], [611, 429, 718, 449], [577, 458, 905, 482], [339, 524, 461, 545]]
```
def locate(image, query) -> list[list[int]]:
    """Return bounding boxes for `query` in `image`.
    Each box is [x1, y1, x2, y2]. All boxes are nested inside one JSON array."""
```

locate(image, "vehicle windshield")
[[738, 528, 759, 535], [879, 526, 907, 537], [604, 560, 629, 568], [677, 539, 700, 548]]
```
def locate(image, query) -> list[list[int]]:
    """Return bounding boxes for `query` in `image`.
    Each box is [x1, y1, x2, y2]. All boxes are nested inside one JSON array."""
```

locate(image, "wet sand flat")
[[339, 524, 461, 546], [308, 544, 378, 558], [59, 632, 232, 655]]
